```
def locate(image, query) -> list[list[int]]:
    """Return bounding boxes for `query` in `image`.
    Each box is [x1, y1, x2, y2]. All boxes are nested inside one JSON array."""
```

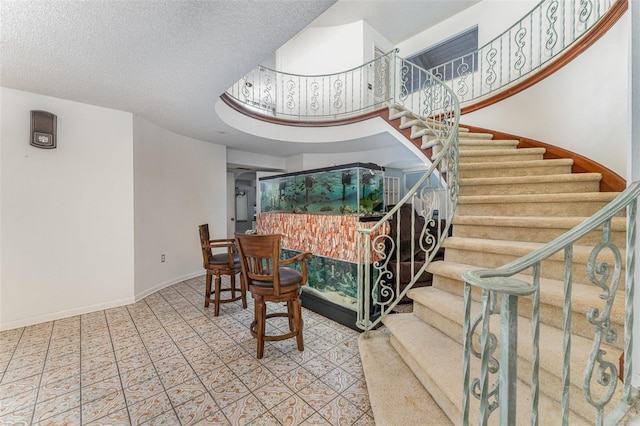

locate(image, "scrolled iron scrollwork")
[[399, 63, 410, 102], [546, 1, 559, 51], [583, 239, 623, 412], [374, 57, 389, 99], [485, 47, 497, 86], [514, 27, 527, 71], [579, 0, 594, 23], [333, 79, 343, 110], [456, 62, 470, 97], [371, 233, 394, 310], [309, 81, 320, 111], [285, 79, 297, 111], [241, 77, 252, 99], [468, 308, 501, 418], [262, 75, 273, 109]]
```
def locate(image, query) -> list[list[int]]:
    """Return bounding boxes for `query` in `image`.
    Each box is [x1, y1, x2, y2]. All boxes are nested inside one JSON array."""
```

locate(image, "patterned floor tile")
[[141, 409, 179, 425], [269, 394, 314, 426], [0, 386, 38, 417], [0, 374, 40, 400], [340, 381, 370, 413], [166, 377, 206, 407], [32, 406, 80, 426], [199, 366, 237, 391], [296, 380, 338, 411], [0, 277, 368, 426], [318, 368, 358, 394], [128, 392, 173, 426], [32, 389, 81, 424], [159, 364, 197, 389], [208, 377, 250, 409], [37, 374, 81, 403], [221, 394, 267, 426], [124, 376, 164, 406], [83, 407, 131, 426], [237, 366, 278, 392], [316, 396, 363, 426], [174, 392, 219, 426], [299, 413, 332, 425], [81, 389, 127, 424], [252, 379, 293, 410]]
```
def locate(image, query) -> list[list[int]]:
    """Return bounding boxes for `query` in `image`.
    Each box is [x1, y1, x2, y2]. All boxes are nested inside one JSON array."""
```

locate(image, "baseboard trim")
[[0, 271, 206, 331], [134, 271, 204, 302], [0, 296, 136, 331]]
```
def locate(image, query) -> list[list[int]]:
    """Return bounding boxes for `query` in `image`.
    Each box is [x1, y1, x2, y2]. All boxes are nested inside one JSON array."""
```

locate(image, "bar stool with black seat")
[[234, 232, 312, 359], [198, 224, 247, 316]]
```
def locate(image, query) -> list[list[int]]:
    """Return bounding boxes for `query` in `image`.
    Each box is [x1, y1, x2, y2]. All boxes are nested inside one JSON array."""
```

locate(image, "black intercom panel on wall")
[[30, 110, 57, 149]]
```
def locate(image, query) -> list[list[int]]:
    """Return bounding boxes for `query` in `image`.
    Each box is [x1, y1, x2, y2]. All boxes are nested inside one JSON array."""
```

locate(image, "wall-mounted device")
[[30, 110, 57, 149]]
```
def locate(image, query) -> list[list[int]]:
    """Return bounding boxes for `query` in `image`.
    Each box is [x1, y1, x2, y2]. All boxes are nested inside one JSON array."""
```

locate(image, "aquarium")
[[259, 163, 385, 216], [282, 249, 359, 311]]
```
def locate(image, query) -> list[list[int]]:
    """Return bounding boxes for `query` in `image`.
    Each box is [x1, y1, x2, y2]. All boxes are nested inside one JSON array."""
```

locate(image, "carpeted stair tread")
[[459, 173, 602, 195], [458, 139, 519, 148], [459, 159, 574, 178], [457, 191, 621, 217], [451, 215, 627, 245], [425, 139, 519, 150], [458, 131, 494, 140], [358, 331, 452, 426], [452, 215, 626, 230], [382, 313, 591, 425], [460, 173, 602, 186], [442, 236, 625, 266], [426, 260, 626, 329], [459, 148, 546, 163], [407, 287, 624, 418]]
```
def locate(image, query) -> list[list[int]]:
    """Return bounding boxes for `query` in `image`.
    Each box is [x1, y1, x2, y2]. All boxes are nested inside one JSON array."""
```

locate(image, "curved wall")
[[462, 13, 628, 177]]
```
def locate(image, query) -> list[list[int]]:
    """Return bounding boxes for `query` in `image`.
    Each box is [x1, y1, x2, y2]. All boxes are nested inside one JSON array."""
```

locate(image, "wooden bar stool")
[[234, 232, 312, 359], [198, 224, 247, 316]]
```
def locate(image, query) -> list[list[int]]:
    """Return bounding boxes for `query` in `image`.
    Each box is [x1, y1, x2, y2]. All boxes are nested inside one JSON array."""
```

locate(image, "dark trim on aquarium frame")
[[258, 162, 384, 181], [300, 290, 381, 331]]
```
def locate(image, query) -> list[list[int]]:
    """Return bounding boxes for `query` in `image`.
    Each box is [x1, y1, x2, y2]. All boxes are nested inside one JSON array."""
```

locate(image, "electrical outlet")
[[161, 254, 166, 263]]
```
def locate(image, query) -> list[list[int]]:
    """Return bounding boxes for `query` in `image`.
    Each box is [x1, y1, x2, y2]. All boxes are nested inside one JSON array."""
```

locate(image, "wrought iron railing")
[[462, 181, 640, 426], [428, 0, 618, 106], [225, 51, 396, 121], [356, 66, 459, 330]]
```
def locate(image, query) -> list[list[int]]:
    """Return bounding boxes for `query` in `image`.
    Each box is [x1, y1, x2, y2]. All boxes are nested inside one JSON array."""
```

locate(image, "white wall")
[[0, 88, 135, 330], [396, 1, 536, 58], [277, 22, 365, 74], [463, 13, 629, 177], [133, 116, 227, 299]]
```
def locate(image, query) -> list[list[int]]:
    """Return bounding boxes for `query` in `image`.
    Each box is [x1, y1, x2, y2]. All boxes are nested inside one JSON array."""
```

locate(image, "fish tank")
[[282, 249, 380, 330], [259, 163, 385, 216]]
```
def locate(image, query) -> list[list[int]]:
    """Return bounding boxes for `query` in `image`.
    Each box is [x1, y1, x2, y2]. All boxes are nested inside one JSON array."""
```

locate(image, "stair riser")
[[387, 317, 591, 425], [459, 165, 573, 178], [429, 274, 625, 350], [412, 302, 618, 419], [458, 132, 494, 140], [451, 224, 626, 247], [443, 247, 626, 287], [459, 180, 600, 196], [455, 143, 518, 151], [456, 200, 617, 217], [459, 153, 544, 163], [388, 334, 461, 424]]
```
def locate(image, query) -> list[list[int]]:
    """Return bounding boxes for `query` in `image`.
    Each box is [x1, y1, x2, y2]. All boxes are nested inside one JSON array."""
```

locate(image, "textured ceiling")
[[0, 0, 479, 159]]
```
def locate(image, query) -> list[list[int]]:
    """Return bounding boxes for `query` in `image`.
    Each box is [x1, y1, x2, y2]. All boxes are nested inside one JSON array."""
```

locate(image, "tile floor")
[[0, 276, 374, 425]]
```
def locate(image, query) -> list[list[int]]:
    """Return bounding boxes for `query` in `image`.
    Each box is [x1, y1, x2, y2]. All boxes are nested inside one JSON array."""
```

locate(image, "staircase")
[[359, 105, 626, 425]]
